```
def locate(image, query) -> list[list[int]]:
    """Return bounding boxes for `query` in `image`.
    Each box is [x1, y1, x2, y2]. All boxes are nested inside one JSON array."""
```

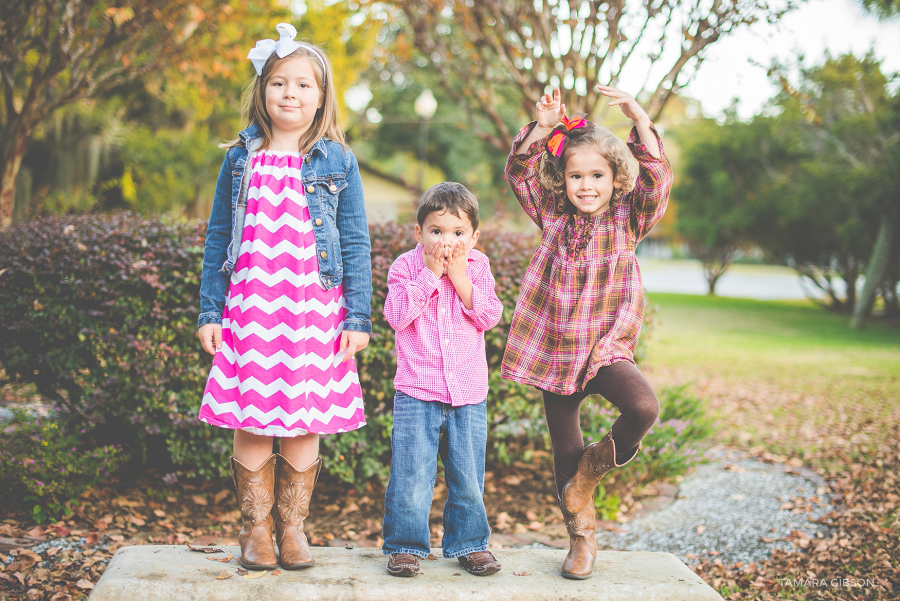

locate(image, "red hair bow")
[[546, 114, 588, 164]]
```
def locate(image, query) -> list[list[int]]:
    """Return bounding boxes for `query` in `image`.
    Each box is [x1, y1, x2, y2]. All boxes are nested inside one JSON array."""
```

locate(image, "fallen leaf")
[[153, 509, 166, 518], [18, 549, 43, 565], [189, 544, 224, 553], [696, 526, 706, 534], [344, 543, 354, 549], [216, 570, 233, 580], [236, 568, 248, 576], [514, 571, 530, 576], [214, 489, 231, 504], [729, 494, 747, 501], [191, 495, 208, 506], [243, 570, 267, 579], [425, 553, 437, 560], [271, 570, 281, 576], [75, 579, 94, 589]]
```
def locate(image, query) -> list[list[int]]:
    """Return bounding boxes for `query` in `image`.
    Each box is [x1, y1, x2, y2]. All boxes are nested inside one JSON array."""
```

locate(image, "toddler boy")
[[381, 182, 504, 577]]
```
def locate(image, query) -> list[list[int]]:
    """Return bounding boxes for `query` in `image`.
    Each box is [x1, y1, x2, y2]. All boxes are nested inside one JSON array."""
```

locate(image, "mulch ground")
[[2, 398, 898, 600]]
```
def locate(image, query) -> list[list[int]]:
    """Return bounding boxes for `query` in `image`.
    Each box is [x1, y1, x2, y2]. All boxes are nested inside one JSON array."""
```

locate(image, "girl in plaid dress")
[[503, 86, 673, 580]]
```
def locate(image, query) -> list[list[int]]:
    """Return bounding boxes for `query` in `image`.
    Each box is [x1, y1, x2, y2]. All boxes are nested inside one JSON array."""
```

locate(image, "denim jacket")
[[198, 124, 372, 334]]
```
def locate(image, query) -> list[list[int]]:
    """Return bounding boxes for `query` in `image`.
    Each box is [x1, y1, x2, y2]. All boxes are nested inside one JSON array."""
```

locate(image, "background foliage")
[[0, 213, 682, 517]]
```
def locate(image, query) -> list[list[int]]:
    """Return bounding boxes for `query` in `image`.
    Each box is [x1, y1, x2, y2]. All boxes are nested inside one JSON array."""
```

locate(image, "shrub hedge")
[[0, 213, 676, 506]]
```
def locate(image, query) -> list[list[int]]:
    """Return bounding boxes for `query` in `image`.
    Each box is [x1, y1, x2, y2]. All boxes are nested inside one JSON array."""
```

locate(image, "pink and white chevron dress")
[[199, 151, 366, 437]]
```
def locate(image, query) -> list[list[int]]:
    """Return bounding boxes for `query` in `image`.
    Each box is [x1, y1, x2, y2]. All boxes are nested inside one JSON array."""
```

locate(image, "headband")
[[247, 23, 327, 83], [546, 114, 590, 167]]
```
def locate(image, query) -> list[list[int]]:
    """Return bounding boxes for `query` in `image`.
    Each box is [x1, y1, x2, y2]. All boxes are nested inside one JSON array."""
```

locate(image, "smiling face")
[[564, 147, 616, 217], [264, 56, 323, 144], [415, 209, 480, 274]]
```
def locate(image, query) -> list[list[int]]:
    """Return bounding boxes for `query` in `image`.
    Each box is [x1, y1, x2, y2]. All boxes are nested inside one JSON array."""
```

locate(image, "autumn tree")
[[0, 0, 212, 226], [377, 0, 798, 152]]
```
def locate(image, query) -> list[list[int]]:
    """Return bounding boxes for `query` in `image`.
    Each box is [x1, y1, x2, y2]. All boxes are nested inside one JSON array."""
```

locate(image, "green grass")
[[644, 293, 900, 451]]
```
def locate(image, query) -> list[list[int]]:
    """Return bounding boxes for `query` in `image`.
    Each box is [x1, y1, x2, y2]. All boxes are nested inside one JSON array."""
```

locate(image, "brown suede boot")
[[561, 431, 639, 515], [274, 454, 321, 569], [232, 454, 278, 570], [560, 495, 597, 580]]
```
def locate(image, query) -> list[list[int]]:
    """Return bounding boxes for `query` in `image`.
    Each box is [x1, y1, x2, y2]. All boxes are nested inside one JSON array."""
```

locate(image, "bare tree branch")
[[387, 0, 799, 152]]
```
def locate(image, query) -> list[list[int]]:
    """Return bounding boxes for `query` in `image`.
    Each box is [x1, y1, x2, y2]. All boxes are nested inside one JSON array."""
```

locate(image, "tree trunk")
[[0, 127, 30, 228], [851, 218, 895, 329]]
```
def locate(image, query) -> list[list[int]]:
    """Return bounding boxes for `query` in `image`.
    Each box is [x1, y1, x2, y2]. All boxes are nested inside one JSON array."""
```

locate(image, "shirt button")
[[329, 183, 338, 192], [444, 339, 450, 345], [448, 373, 453, 379], [307, 184, 315, 194], [320, 251, 327, 259], [315, 218, 323, 226], [440, 308, 446, 314]]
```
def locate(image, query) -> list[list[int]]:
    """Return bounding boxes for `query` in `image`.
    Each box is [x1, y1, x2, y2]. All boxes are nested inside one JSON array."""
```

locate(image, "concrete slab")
[[89, 545, 723, 601]]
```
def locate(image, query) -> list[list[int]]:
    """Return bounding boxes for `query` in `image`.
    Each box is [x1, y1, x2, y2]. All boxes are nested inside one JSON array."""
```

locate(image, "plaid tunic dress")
[[501, 122, 673, 395]]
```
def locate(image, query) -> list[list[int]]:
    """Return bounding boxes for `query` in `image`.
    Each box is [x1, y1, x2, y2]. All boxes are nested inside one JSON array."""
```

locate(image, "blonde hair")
[[538, 125, 638, 214], [223, 43, 345, 153]]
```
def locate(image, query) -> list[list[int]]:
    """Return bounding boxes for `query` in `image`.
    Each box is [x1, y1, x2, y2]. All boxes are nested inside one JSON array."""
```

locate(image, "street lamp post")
[[414, 89, 437, 193]]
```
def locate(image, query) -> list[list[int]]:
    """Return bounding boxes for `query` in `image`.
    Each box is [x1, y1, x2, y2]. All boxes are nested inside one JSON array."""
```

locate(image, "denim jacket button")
[[320, 251, 327, 259], [307, 184, 315, 194], [315, 218, 323, 226], [329, 183, 337, 192]]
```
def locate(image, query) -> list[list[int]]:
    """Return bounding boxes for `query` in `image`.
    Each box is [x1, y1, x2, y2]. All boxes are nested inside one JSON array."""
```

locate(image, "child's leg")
[[233, 429, 275, 469], [273, 434, 321, 570], [542, 390, 589, 496], [440, 402, 490, 558], [279, 433, 320, 470], [584, 361, 659, 462], [231, 429, 278, 570], [382, 391, 442, 558]]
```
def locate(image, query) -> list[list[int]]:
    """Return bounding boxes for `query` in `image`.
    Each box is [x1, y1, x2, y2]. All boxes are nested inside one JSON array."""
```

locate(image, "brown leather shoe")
[[274, 454, 321, 569], [457, 551, 502, 576], [560, 496, 597, 580], [387, 553, 421, 577], [561, 431, 639, 515], [232, 454, 278, 570]]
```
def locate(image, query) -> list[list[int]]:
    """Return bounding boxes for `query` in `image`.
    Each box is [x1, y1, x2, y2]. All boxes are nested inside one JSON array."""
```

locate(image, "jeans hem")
[[381, 548, 430, 558], [441, 544, 490, 559]]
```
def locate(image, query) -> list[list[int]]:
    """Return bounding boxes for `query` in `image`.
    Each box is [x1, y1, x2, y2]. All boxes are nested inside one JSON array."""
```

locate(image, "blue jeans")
[[382, 391, 491, 558]]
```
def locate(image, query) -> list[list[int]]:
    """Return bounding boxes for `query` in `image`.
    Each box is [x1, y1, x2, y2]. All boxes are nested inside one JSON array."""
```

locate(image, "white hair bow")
[[247, 23, 326, 81]]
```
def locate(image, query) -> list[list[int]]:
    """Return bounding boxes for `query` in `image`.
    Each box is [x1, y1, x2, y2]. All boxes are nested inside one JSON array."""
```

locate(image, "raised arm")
[[459, 254, 504, 332], [383, 253, 440, 332]]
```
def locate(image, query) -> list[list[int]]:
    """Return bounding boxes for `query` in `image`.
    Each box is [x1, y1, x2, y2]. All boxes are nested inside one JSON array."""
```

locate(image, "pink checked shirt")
[[384, 245, 503, 406]]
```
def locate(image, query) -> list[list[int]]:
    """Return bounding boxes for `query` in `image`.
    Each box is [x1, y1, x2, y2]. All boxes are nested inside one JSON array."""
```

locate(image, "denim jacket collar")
[[237, 123, 330, 158]]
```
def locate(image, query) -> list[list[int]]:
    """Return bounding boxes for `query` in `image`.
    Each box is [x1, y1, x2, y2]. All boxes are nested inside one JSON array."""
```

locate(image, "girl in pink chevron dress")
[[200, 150, 365, 435], [196, 24, 371, 571]]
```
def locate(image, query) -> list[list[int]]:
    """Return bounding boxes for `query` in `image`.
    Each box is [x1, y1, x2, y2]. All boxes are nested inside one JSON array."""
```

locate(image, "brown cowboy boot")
[[232, 454, 278, 570], [274, 454, 321, 569], [560, 495, 597, 580], [561, 431, 639, 515]]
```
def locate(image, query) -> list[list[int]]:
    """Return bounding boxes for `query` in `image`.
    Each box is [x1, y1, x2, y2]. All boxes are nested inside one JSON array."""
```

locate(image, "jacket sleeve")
[[623, 125, 674, 242], [198, 153, 234, 328], [505, 121, 560, 230], [335, 149, 373, 334], [383, 253, 440, 332], [460, 254, 503, 332]]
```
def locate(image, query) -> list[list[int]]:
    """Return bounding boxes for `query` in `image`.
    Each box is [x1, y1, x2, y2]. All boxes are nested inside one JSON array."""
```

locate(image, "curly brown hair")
[[537, 124, 638, 215]]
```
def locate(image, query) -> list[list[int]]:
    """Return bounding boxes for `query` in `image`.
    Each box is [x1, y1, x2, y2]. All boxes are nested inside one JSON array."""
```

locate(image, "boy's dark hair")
[[416, 182, 479, 230]]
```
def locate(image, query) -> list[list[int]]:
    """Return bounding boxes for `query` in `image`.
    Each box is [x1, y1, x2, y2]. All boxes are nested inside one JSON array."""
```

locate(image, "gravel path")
[[596, 451, 834, 566]]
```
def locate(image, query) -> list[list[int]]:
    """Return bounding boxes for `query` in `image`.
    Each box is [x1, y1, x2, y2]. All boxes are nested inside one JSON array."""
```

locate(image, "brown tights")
[[542, 361, 659, 496]]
